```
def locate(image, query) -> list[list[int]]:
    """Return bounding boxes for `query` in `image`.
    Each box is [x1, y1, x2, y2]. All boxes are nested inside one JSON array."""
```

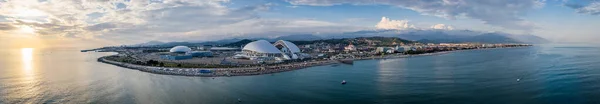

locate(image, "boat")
[[341, 80, 347, 84]]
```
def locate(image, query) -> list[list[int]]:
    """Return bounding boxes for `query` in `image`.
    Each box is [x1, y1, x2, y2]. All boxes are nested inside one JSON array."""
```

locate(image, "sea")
[[1, 44, 600, 104]]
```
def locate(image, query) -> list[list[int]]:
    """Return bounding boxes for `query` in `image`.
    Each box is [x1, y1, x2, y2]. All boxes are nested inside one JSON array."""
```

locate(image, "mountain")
[[289, 36, 415, 46], [273, 34, 323, 41], [134, 40, 164, 46], [129, 29, 548, 47], [222, 39, 254, 47], [328, 29, 548, 44], [128, 41, 165, 47], [508, 34, 551, 44], [469, 33, 521, 43]]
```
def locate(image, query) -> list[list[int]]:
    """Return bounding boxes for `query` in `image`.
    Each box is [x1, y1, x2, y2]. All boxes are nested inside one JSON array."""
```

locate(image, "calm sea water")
[[1, 44, 600, 104]]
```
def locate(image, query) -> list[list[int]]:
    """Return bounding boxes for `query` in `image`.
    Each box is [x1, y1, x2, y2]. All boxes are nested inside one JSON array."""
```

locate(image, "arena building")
[[239, 40, 304, 60], [161, 46, 213, 60]]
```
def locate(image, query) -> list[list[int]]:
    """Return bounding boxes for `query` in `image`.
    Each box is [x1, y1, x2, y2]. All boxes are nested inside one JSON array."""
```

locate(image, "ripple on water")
[[3, 45, 600, 103]]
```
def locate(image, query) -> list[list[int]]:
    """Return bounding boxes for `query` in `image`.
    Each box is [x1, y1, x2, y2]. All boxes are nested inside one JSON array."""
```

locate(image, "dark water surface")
[[1, 44, 600, 104]]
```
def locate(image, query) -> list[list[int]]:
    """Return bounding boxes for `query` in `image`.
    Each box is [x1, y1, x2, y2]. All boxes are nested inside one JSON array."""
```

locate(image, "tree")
[[147, 60, 158, 66]]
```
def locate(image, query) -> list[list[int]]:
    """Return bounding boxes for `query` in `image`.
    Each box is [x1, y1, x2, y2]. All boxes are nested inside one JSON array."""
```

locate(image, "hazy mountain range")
[[128, 29, 549, 47], [331, 29, 549, 44]]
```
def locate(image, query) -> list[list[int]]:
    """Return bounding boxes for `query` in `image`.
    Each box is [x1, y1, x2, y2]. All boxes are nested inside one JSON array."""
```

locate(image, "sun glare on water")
[[21, 48, 34, 71]]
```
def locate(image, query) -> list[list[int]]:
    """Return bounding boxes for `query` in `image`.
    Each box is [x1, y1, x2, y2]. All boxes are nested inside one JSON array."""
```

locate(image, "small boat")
[[516, 78, 521, 82], [341, 80, 347, 85]]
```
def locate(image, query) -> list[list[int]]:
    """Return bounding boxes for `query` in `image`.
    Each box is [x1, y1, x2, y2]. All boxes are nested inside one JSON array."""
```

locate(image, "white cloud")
[[162, 18, 366, 41], [430, 24, 454, 30], [0, 0, 361, 44], [375, 17, 416, 30], [565, 2, 600, 15], [286, 0, 544, 31]]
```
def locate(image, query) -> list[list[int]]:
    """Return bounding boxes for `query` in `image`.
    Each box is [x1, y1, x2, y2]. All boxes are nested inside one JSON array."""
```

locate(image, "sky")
[[0, 0, 599, 48]]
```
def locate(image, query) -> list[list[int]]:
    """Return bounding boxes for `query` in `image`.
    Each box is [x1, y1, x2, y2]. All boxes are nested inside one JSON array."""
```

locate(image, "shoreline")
[[96, 46, 526, 77]]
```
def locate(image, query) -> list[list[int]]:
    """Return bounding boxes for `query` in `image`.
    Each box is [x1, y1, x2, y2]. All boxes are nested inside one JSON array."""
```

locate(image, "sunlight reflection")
[[21, 48, 34, 72], [15, 48, 42, 103]]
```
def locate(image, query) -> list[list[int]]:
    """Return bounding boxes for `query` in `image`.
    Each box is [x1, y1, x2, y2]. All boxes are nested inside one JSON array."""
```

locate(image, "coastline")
[[96, 46, 526, 77], [96, 50, 455, 77]]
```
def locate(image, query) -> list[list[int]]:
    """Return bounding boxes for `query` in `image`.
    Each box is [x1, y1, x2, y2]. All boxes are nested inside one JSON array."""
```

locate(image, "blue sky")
[[0, 0, 599, 47]]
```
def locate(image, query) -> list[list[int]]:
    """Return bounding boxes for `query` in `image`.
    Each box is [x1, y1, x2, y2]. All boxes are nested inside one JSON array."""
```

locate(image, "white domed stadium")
[[243, 40, 282, 54], [242, 40, 283, 59], [239, 40, 304, 60], [170, 46, 192, 53], [274, 40, 301, 59]]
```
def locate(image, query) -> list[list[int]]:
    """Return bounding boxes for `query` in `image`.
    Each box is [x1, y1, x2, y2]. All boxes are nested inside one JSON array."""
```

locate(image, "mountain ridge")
[[128, 29, 549, 47]]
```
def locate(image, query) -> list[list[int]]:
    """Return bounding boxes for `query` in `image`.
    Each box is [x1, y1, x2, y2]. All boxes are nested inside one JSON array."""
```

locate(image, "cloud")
[[0, 23, 16, 30], [286, 0, 543, 31], [565, 2, 600, 15], [0, 0, 361, 43], [375, 17, 416, 30], [430, 24, 454, 30], [13, 19, 87, 37], [375, 17, 455, 31], [165, 18, 367, 41]]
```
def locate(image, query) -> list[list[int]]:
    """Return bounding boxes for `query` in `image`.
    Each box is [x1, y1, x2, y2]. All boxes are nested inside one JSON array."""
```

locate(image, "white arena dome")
[[170, 46, 192, 53], [275, 40, 301, 53], [242, 40, 281, 53]]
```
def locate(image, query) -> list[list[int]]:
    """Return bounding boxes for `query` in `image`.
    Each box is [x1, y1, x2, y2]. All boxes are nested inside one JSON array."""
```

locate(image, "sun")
[[19, 25, 36, 34]]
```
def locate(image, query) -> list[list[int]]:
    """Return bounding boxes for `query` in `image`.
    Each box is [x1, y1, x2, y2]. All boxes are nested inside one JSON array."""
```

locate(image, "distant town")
[[85, 36, 532, 77]]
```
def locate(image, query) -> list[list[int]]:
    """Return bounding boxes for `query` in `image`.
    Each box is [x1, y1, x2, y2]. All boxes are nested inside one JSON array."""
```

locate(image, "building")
[[186, 51, 213, 57], [395, 46, 415, 52], [274, 40, 302, 60], [344, 43, 357, 52], [375, 47, 395, 53], [241, 40, 283, 60], [202, 45, 212, 51], [239, 40, 304, 60], [395, 46, 405, 52], [161, 46, 213, 60], [170, 46, 192, 53]]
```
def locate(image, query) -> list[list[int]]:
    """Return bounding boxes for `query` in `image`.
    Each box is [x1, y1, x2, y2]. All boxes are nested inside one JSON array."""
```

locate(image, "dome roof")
[[243, 40, 282, 53], [276, 40, 301, 53], [170, 46, 192, 53]]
